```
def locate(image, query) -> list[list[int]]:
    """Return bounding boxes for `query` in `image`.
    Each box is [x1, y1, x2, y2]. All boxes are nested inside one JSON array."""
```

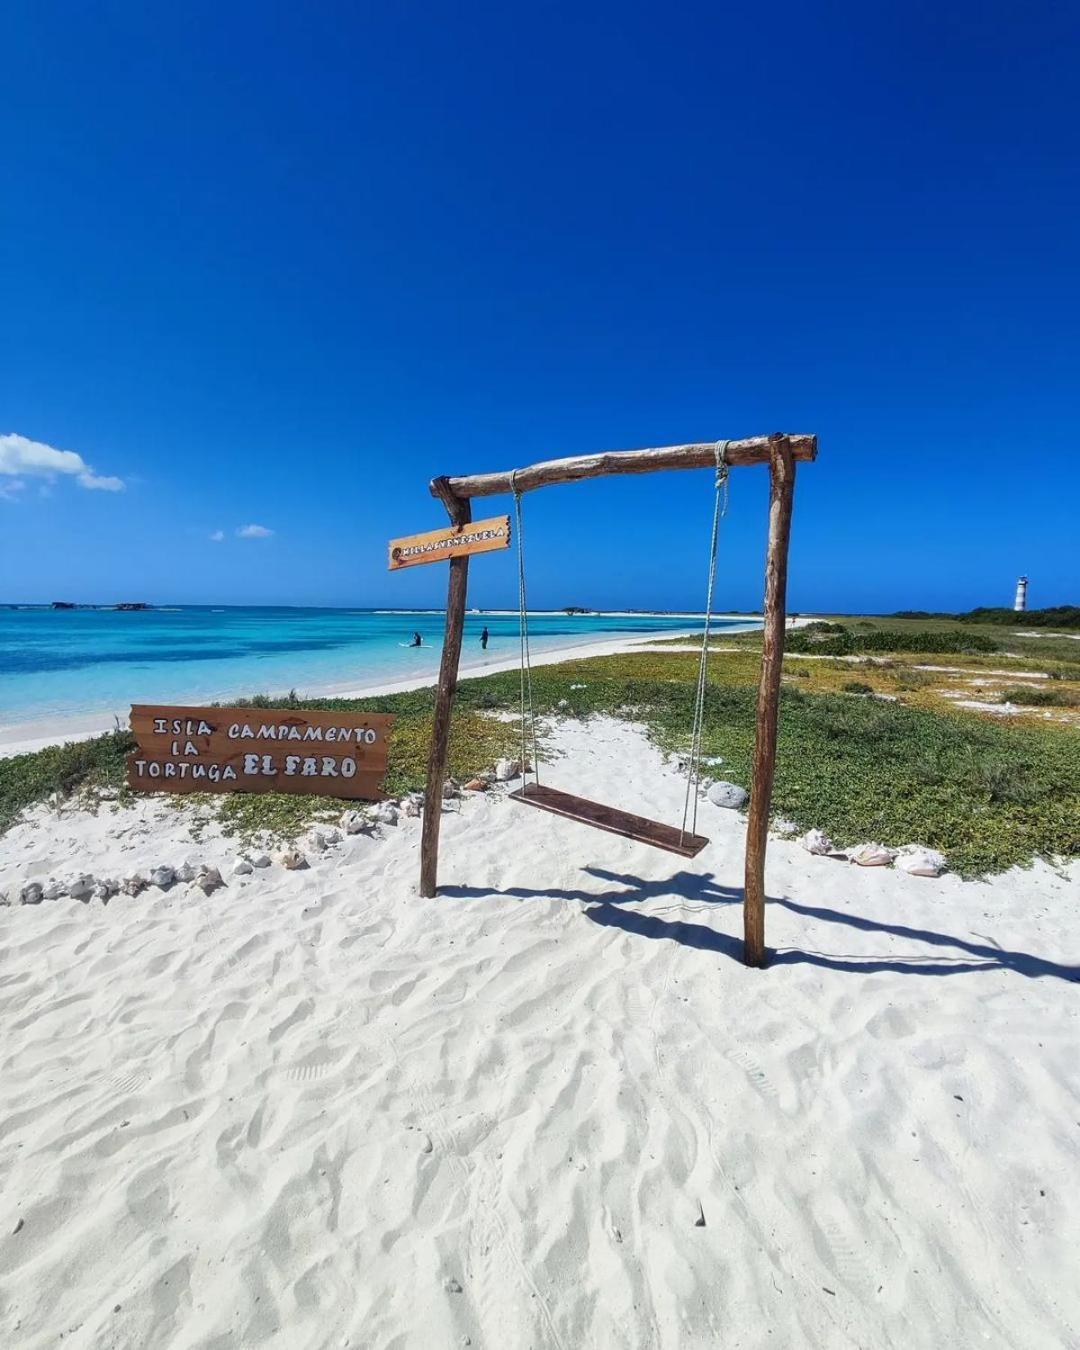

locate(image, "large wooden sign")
[[126, 704, 395, 799], [388, 515, 511, 570]]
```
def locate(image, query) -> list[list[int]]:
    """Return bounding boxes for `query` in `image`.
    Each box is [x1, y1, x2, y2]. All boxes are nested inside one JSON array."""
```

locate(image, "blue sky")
[[2, 1, 1077, 612]]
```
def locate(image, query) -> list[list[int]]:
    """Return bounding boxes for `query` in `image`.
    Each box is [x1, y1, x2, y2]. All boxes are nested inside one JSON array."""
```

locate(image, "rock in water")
[[706, 781, 748, 810], [895, 846, 947, 877], [849, 842, 895, 867]]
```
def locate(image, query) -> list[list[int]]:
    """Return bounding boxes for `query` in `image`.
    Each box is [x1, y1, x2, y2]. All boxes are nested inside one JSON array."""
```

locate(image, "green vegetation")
[[998, 685, 1080, 708], [3, 641, 1078, 875], [785, 623, 997, 657], [894, 606, 1080, 629]]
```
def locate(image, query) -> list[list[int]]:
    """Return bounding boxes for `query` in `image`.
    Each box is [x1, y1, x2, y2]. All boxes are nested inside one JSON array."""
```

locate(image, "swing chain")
[[511, 471, 540, 790], [680, 440, 730, 841]]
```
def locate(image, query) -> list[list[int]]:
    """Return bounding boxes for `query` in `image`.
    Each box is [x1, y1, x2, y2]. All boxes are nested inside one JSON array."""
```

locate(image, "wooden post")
[[419, 479, 471, 897], [743, 435, 797, 967]]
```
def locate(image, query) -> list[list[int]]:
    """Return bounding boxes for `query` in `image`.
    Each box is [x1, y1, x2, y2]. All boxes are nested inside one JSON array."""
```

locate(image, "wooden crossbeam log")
[[432, 433, 816, 501]]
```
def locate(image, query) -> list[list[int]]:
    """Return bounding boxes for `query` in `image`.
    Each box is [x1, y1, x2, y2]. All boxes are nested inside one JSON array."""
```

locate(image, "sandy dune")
[[1, 718, 1078, 1348]]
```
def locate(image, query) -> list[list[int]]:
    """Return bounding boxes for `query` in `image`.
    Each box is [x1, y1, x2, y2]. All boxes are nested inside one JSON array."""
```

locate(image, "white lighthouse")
[[1013, 576, 1029, 612]]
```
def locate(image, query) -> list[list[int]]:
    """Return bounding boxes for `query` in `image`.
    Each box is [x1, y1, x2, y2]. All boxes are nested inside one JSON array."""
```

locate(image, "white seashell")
[[849, 842, 895, 868], [66, 874, 95, 902], [278, 849, 308, 871], [248, 853, 272, 868], [895, 846, 947, 877], [196, 865, 224, 894], [341, 810, 372, 836], [798, 828, 834, 856], [42, 880, 65, 901], [121, 873, 147, 896], [374, 802, 399, 825], [232, 859, 253, 876], [93, 879, 118, 901], [149, 865, 176, 888], [20, 881, 44, 906], [176, 861, 197, 883], [493, 758, 519, 782], [403, 795, 422, 818]]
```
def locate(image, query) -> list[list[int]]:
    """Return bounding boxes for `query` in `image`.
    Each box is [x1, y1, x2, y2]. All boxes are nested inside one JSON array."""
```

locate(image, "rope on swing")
[[511, 470, 540, 790], [680, 440, 730, 843]]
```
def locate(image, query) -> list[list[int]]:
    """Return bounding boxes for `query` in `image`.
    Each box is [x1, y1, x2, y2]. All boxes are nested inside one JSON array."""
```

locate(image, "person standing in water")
[[410, 631, 423, 647], [480, 626, 490, 650]]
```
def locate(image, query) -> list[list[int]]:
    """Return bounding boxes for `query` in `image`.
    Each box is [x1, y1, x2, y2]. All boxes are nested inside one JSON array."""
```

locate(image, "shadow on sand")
[[439, 867, 1080, 982]]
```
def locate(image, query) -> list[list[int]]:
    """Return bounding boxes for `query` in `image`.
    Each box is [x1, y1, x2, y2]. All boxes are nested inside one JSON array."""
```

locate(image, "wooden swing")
[[417, 433, 817, 967], [503, 452, 731, 860]]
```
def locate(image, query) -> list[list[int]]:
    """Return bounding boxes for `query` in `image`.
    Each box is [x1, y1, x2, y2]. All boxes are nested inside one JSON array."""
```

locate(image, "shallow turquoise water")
[[0, 606, 742, 726]]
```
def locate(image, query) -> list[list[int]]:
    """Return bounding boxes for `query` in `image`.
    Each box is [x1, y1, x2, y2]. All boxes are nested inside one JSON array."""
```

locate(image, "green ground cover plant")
[[3, 649, 1077, 874]]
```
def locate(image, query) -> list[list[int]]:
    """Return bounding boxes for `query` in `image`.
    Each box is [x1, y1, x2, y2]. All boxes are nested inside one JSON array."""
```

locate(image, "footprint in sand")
[[285, 1046, 344, 1083], [865, 1005, 915, 1040], [268, 997, 315, 1044]]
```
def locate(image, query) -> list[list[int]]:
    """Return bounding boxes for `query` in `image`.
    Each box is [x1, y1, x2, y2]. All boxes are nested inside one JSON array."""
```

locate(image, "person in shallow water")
[[481, 626, 489, 650], [410, 631, 423, 647]]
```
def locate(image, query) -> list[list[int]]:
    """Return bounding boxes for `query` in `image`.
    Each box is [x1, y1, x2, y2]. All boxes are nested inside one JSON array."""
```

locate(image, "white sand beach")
[[2, 715, 1078, 1348]]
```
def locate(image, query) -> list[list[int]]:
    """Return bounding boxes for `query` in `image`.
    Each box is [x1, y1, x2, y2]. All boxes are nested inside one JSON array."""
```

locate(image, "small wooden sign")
[[388, 515, 511, 570], [126, 704, 395, 800]]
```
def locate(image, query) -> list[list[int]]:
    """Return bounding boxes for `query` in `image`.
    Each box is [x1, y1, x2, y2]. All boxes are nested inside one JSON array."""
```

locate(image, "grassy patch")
[[998, 685, 1080, 708], [3, 648, 1078, 874]]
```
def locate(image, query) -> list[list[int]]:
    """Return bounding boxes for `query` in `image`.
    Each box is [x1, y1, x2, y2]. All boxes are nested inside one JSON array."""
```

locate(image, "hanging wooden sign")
[[126, 704, 395, 799], [388, 515, 511, 570]]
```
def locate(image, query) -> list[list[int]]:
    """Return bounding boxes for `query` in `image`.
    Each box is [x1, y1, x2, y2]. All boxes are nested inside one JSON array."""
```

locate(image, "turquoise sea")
[[0, 606, 750, 729]]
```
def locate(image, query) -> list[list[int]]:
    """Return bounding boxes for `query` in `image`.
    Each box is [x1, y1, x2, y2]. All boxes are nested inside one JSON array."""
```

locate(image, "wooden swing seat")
[[509, 782, 709, 858]]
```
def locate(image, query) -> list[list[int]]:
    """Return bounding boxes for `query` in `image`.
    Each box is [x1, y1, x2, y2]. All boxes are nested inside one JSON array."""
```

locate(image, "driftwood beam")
[[743, 435, 797, 968], [432, 433, 816, 501], [419, 478, 471, 897]]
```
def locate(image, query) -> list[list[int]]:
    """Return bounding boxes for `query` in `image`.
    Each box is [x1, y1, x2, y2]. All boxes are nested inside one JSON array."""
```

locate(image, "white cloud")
[[78, 471, 125, 492], [0, 432, 125, 493], [0, 479, 27, 501], [237, 523, 273, 538], [210, 529, 225, 542]]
